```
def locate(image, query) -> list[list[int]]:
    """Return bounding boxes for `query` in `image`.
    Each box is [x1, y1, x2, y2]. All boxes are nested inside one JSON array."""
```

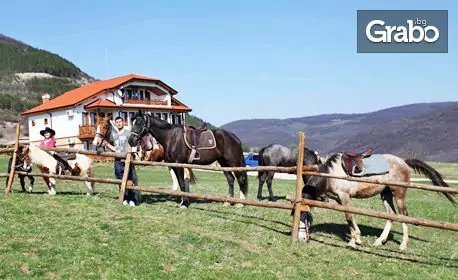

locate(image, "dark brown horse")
[[128, 111, 248, 208]]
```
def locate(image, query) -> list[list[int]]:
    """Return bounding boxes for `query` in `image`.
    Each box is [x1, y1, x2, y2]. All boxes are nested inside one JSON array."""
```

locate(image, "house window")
[[31, 121, 36, 127], [90, 112, 96, 125], [44, 118, 48, 125], [176, 115, 183, 125], [155, 113, 161, 119], [82, 113, 88, 125], [161, 113, 168, 121], [122, 112, 128, 126], [139, 90, 144, 100], [145, 91, 150, 100], [126, 89, 132, 99], [128, 112, 135, 125]]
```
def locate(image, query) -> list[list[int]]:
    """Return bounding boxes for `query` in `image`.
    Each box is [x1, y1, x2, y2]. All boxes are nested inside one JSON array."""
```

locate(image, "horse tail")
[[188, 168, 198, 185], [257, 147, 267, 179], [238, 152, 249, 195], [404, 158, 456, 205]]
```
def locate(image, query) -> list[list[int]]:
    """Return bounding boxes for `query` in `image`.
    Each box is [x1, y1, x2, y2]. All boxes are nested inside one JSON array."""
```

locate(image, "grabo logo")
[[366, 19, 439, 43], [357, 10, 448, 53]]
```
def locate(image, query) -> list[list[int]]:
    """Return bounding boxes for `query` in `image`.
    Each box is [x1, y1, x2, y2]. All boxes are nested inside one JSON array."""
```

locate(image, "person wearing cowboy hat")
[[39, 127, 56, 148]]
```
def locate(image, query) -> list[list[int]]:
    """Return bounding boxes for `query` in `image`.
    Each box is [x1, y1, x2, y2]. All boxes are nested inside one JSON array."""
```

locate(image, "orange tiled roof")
[[84, 99, 118, 109], [84, 99, 191, 112], [22, 74, 179, 115]]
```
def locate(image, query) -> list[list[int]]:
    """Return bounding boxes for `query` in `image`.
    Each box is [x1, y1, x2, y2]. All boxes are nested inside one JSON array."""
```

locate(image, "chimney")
[[41, 93, 50, 104]]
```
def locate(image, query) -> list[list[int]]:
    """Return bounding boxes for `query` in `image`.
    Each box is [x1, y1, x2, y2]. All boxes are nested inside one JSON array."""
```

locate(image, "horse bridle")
[[130, 114, 150, 140]]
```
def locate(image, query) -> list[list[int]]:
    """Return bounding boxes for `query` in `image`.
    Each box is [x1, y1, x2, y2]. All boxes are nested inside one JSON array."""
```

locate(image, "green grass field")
[[0, 155, 457, 279]]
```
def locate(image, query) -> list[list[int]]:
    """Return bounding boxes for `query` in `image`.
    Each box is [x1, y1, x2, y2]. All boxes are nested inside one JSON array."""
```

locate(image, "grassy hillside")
[[222, 102, 458, 162], [0, 156, 456, 279], [0, 34, 92, 123], [0, 34, 90, 78], [185, 113, 217, 129]]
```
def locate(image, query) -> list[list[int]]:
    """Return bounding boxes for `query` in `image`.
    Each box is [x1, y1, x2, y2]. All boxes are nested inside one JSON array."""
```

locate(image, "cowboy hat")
[[40, 127, 55, 137]]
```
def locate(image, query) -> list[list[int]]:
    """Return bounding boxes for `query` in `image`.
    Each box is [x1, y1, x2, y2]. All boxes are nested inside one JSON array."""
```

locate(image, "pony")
[[20, 145, 95, 195], [299, 153, 456, 251], [257, 144, 322, 201], [128, 111, 248, 208], [5, 146, 34, 192]]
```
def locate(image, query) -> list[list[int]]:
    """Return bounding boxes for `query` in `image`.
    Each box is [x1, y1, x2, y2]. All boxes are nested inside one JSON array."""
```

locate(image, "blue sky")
[[1, 0, 456, 125]]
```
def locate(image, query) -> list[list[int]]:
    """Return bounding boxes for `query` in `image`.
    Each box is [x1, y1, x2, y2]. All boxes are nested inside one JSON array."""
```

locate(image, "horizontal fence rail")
[[287, 197, 458, 232], [41, 147, 127, 159], [126, 185, 309, 212], [303, 171, 458, 194], [15, 171, 122, 185], [0, 148, 14, 154], [131, 159, 318, 173]]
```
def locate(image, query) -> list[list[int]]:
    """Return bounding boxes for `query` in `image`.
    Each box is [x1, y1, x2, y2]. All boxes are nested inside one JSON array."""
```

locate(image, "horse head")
[[93, 114, 113, 148], [128, 111, 149, 147], [17, 145, 32, 170]]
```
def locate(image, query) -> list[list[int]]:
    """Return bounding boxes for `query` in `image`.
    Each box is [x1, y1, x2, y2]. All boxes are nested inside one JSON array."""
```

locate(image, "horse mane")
[[148, 114, 180, 129], [320, 154, 340, 173]]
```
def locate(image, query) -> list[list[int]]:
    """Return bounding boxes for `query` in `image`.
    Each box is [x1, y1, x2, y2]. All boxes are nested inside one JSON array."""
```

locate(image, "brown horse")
[[92, 116, 194, 190], [300, 153, 455, 251]]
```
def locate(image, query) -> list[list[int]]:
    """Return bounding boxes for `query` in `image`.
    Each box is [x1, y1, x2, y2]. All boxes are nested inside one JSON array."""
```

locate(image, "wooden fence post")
[[291, 132, 306, 243], [117, 146, 132, 204], [5, 124, 20, 194]]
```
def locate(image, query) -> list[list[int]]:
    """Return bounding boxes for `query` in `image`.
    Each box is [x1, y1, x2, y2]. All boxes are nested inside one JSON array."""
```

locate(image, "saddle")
[[341, 147, 373, 176], [183, 123, 216, 162], [53, 152, 77, 175]]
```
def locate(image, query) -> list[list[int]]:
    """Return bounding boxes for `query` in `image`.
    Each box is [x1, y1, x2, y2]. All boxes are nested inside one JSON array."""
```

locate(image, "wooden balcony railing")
[[123, 99, 168, 106], [79, 125, 96, 139]]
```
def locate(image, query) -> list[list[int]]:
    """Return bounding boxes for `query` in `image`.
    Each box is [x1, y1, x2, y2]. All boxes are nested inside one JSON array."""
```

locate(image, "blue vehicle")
[[244, 153, 259, 167]]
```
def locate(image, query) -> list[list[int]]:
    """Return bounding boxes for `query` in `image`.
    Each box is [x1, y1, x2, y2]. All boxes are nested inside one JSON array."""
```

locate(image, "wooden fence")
[[1, 124, 457, 245]]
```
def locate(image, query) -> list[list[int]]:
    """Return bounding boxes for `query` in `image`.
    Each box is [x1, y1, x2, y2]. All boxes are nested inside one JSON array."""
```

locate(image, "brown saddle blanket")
[[184, 125, 216, 150], [341, 147, 373, 176]]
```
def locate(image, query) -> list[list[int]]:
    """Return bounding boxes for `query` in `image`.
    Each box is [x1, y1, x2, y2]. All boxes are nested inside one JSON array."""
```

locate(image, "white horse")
[[22, 145, 95, 195]]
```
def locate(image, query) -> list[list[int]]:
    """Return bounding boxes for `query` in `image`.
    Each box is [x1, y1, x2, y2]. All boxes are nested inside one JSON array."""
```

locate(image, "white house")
[[22, 74, 192, 150]]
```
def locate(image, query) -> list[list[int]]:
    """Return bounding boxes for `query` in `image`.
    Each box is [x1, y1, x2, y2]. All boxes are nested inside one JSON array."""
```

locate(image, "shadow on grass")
[[312, 222, 428, 243], [310, 235, 458, 268], [191, 206, 291, 236]]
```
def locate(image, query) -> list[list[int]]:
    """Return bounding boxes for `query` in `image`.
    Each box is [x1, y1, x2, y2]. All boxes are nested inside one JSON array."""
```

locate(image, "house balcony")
[[123, 99, 168, 106], [79, 125, 96, 139]]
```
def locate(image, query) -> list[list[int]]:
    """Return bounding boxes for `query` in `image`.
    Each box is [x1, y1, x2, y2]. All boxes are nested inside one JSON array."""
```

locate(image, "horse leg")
[[169, 167, 179, 191], [84, 167, 95, 195], [19, 175, 27, 192], [257, 171, 267, 200], [222, 171, 235, 207], [394, 190, 409, 251], [374, 187, 396, 247], [48, 177, 57, 195], [172, 167, 189, 208], [28, 175, 34, 192], [338, 194, 361, 248], [266, 172, 276, 201]]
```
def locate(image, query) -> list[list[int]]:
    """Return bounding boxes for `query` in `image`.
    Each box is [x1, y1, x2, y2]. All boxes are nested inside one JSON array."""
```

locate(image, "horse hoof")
[[257, 196, 262, 201], [235, 203, 244, 208], [223, 202, 231, 207], [399, 244, 407, 251], [347, 241, 358, 249], [373, 239, 385, 247], [355, 238, 362, 245], [27, 186, 33, 193], [269, 197, 277, 202], [179, 205, 188, 209]]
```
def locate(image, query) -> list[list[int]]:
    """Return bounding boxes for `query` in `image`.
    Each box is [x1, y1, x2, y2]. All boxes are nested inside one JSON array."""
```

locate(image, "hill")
[[0, 33, 93, 124], [221, 102, 458, 162]]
